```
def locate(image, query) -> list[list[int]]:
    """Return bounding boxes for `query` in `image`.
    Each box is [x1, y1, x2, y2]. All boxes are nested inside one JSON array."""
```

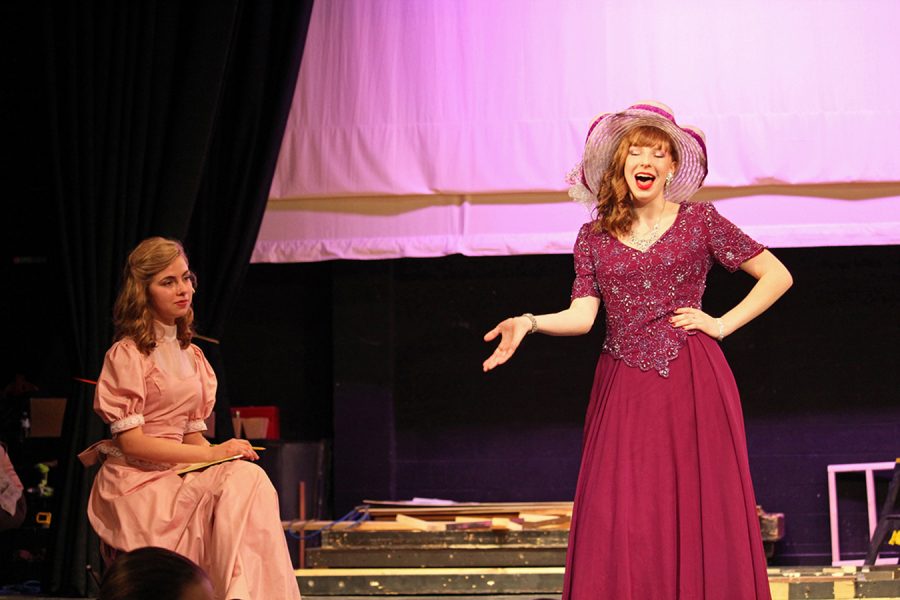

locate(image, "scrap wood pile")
[[288, 500, 572, 595], [363, 499, 573, 532], [283, 499, 783, 542], [284, 500, 574, 535]]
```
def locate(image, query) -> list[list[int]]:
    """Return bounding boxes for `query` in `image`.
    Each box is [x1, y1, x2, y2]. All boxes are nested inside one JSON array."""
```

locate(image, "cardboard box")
[[29, 397, 67, 438]]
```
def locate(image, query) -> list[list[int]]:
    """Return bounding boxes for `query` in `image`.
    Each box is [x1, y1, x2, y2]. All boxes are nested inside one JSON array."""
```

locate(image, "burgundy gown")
[[562, 201, 772, 600]]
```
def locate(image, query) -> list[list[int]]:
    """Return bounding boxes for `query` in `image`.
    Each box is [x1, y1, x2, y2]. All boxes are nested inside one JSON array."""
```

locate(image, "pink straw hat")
[[567, 100, 708, 205]]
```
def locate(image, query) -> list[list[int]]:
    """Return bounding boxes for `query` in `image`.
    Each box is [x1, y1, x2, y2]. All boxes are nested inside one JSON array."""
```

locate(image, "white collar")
[[153, 320, 178, 343]]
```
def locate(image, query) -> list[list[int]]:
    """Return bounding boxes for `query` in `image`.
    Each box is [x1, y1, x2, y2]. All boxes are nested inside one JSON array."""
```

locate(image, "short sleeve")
[[571, 223, 601, 300], [94, 341, 149, 435], [701, 203, 765, 272], [185, 345, 217, 434]]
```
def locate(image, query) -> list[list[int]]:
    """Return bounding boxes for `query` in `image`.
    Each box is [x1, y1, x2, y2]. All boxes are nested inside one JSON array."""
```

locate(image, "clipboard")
[[176, 454, 243, 476]]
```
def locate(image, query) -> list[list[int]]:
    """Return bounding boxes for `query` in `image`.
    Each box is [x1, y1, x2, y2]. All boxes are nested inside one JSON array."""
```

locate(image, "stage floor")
[[3, 565, 898, 599]]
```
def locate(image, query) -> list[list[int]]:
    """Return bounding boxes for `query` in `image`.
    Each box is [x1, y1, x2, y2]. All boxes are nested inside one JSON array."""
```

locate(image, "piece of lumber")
[[394, 514, 447, 532], [306, 546, 567, 569], [491, 517, 524, 531], [446, 520, 494, 531]]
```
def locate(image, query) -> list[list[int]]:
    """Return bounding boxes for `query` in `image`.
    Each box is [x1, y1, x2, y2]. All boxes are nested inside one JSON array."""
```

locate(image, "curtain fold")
[[43, 1, 312, 594], [185, 0, 314, 453]]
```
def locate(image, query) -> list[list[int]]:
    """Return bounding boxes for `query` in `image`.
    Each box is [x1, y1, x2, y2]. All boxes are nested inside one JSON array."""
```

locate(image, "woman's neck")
[[631, 197, 669, 227]]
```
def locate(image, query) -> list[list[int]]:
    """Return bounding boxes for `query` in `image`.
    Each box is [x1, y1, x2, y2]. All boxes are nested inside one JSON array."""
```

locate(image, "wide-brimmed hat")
[[567, 101, 708, 205]]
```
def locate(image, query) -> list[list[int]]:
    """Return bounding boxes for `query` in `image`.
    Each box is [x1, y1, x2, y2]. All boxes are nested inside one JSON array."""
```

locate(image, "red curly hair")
[[591, 126, 679, 238]]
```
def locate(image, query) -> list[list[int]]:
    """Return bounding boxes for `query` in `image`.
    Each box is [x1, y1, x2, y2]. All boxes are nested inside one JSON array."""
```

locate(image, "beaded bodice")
[[571, 202, 763, 377]]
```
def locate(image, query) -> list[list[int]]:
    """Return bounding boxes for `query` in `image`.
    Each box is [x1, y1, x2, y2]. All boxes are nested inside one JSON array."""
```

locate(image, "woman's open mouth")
[[634, 172, 656, 191]]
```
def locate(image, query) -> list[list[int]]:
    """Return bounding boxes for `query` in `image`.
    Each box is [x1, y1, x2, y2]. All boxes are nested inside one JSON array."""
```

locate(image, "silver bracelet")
[[522, 313, 538, 335], [715, 317, 725, 342]]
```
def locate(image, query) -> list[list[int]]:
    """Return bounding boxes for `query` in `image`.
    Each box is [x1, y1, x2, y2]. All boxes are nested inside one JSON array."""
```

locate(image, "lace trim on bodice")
[[604, 322, 693, 378]]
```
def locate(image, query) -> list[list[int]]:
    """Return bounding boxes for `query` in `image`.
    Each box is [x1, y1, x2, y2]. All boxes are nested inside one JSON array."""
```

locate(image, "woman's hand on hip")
[[669, 307, 721, 339]]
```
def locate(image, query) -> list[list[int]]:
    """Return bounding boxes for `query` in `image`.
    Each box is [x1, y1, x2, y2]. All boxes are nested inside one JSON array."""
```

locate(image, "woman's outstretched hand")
[[483, 316, 532, 372], [669, 307, 722, 339]]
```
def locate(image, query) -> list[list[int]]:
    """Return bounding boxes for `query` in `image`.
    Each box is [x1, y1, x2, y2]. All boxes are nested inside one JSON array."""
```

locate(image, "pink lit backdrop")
[[257, 0, 900, 262]]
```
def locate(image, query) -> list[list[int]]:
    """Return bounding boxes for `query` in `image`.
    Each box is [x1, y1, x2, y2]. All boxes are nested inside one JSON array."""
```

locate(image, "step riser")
[[297, 567, 900, 598], [298, 571, 562, 596], [308, 548, 566, 568]]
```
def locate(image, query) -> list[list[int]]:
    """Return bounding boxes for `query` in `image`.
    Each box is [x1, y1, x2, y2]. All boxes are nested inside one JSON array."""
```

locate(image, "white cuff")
[[184, 419, 208, 434], [110, 414, 145, 435]]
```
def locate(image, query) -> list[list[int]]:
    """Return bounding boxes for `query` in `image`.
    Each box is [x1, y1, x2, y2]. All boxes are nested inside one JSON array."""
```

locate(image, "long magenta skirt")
[[562, 334, 771, 599]]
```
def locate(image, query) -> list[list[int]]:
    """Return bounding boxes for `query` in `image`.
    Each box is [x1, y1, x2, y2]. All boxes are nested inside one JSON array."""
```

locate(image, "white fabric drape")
[[260, 0, 900, 262]]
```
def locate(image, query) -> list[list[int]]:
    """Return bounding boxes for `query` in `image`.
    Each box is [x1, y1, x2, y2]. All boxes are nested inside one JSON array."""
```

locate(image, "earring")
[[665, 172, 674, 187]]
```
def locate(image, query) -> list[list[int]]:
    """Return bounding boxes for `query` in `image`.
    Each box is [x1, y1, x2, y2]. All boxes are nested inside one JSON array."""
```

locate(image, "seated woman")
[[80, 237, 300, 600]]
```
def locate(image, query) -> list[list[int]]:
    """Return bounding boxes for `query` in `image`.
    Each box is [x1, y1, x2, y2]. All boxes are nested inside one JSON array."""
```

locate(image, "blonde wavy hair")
[[592, 125, 679, 238], [113, 237, 195, 355]]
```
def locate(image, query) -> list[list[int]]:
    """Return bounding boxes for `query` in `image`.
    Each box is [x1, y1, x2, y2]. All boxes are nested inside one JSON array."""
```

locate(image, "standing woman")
[[483, 102, 791, 599], [79, 238, 301, 600]]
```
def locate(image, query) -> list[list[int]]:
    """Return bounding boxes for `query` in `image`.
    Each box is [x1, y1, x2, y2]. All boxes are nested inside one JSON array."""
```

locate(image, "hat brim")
[[577, 106, 708, 204]]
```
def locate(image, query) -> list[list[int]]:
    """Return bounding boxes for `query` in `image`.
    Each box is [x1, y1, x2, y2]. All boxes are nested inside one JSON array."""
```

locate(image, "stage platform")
[[289, 500, 795, 597], [291, 503, 898, 598], [296, 566, 900, 599]]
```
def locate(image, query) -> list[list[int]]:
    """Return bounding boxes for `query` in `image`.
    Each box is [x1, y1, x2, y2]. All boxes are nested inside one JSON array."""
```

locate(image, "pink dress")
[[563, 202, 771, 599], [80, 324, 301, 600]]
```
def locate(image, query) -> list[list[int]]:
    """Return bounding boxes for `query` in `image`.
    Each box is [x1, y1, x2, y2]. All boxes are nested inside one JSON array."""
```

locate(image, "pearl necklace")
[[629, 207, 666, 252]]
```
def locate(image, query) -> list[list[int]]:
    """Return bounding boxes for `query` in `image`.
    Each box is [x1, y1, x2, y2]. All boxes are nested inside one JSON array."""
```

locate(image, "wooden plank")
[[446, 520, 494, 531], [300, 596, 561, 600], [857, 580, 900, 598], [363, 500, 573, 511], [320, 528, 569, 549], [490, 517, 523, 531], [361, 501, 573, 521], [306, 546, 566, 568], [295, 566, 564, 596], [284, 520, 414, 533], [394, 514, 447, 532], [785, 581, 845, 599], [511, 515, 571, 530]]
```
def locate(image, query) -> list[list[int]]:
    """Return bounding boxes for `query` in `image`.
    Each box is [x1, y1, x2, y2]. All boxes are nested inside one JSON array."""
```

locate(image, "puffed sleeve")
[[571, 222, 601, 300], [700, 203, 764, 272], [94, 340, 149, 435], [184, 345, 217, 434]]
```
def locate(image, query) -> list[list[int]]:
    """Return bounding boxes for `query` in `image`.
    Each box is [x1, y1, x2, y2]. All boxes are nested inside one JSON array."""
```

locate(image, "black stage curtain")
[[185, 0, 314, 443], [43, 1, 312, 594]]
